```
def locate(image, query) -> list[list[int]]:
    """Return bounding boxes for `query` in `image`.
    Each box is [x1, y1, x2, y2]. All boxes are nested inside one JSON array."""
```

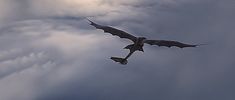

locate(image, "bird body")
[[87, 19, 201, 65], [124, 37, 146, 52]]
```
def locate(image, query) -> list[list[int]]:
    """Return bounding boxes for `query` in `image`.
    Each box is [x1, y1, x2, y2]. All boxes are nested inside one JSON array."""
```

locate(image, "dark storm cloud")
[[0, 0, 235, 100]]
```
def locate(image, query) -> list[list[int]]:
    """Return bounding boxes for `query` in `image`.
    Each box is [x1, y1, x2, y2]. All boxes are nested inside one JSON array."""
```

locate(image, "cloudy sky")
[[0, 0, 235, 100]]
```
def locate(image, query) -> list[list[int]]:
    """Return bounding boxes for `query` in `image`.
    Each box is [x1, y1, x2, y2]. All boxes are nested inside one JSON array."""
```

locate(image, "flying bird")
[[88, 19, 201, 65]]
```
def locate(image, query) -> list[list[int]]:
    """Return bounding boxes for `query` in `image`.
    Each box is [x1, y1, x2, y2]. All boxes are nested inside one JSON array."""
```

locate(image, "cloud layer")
[[0, 0, 235, 100]]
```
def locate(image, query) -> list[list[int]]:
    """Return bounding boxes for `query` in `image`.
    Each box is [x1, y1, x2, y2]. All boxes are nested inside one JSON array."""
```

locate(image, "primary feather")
[[144, 40, 198, 48], [87, 19, 137, 43]]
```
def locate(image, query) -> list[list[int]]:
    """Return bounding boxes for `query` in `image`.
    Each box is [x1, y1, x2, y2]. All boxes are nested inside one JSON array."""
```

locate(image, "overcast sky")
[[0, 0, 235, 100]]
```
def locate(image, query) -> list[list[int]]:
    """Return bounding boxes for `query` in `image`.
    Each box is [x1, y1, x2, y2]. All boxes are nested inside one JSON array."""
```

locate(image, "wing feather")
[[144, 40, 198, 48], [88, 19, 137, 42]]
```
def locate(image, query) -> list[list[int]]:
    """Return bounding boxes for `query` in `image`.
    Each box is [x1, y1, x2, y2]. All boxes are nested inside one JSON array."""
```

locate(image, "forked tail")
[[111, 57, 128, 65]]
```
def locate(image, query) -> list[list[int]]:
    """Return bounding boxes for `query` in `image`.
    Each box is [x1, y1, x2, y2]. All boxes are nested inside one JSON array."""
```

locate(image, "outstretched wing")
[[144, 40, 198, 48], [87, 19, 137, 43]]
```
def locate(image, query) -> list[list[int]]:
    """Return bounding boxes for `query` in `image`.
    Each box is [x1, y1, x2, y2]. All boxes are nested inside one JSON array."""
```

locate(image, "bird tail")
[[110, 57, 128, 65]]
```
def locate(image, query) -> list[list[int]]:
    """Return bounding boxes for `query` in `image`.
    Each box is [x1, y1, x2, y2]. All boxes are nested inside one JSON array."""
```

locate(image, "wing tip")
[[195, 43, 208, 47], [85, 18, 102, 29], [85, 18, 93, 25]]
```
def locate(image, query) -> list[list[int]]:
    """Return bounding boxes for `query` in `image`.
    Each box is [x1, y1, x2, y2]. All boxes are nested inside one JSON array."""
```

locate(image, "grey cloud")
[[0, 52, 48, 78]]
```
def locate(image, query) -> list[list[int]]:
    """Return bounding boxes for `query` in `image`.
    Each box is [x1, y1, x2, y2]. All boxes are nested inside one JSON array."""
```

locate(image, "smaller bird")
[[88, 19, 202, 65]]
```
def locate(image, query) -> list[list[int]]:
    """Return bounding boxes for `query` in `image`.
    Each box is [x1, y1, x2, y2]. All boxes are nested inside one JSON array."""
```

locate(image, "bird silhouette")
[[88, 19, 201, 65]]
